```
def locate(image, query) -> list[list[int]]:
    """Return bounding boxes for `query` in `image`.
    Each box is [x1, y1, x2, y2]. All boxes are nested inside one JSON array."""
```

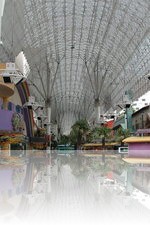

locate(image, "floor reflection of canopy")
[[14, 156, 150, 225]]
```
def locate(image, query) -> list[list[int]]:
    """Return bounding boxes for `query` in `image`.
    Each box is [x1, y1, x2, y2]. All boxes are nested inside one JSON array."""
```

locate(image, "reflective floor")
[[0, 150, 150, 225]]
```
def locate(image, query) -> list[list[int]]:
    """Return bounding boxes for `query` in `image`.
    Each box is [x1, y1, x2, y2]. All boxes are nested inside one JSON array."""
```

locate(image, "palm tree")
[[59, 134, 70, 145], [90, 126, 111, 144], [115, 127, 130, 145], [70, 119, 90, 149]]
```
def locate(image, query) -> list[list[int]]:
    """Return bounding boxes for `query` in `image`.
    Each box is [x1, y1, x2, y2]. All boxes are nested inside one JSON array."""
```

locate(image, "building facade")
[[132, 106, 150, 131]]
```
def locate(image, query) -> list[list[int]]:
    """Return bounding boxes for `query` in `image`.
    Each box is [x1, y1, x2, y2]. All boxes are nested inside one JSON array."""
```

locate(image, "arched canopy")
[[0, 0, 150, 133]]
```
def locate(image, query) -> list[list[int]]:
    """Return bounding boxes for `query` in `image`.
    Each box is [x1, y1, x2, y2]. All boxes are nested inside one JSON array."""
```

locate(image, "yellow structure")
[[82, 142, 119, 150], [123, 136, 150, 143], [0, 63, 15, 109]]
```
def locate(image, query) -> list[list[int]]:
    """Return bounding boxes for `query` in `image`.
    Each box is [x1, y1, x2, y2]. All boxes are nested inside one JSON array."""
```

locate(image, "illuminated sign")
[[118, 147, 128, 153]]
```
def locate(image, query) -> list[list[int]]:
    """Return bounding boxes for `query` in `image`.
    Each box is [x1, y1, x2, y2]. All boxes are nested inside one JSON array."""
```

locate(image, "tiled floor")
[[0, 151, 150, 225]]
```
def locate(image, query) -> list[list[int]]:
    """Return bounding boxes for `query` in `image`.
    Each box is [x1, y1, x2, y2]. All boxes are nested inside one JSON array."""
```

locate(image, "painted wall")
[[9, 86, 22, 106], [0, 97, 24, 132], [129, 143, 150, 157], [0, 81, 32, 135], [132, 106, 149, 131], [0, 108, 13, 130]]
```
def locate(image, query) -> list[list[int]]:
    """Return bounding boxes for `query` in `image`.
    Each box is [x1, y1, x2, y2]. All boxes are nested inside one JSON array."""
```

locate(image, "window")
[[8, 102, 12, 111], [16, 105, 21, 113]]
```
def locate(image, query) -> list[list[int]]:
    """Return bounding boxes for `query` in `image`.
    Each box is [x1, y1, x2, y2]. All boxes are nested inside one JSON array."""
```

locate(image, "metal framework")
[[0, 0, 150, 133]]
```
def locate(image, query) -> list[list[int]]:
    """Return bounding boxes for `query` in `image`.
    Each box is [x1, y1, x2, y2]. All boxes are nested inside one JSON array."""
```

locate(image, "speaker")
[[27, 106, 32, 110], [3, 77, 11, 83], [126, 104, 131, 108], [110, 115, 115, 119]]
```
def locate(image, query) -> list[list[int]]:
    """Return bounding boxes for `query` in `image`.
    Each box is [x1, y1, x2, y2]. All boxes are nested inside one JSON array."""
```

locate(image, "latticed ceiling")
[[0, 0, 150, 133]]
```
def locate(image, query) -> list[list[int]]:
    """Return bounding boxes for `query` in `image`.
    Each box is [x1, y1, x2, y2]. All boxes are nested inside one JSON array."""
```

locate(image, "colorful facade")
[[0, 78, 34, 151], [123, 136, 150, 158]]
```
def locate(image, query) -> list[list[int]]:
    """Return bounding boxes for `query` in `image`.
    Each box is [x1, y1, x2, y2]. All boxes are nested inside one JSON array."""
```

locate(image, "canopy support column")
[[95, 98, 101, 125], [46, 98, 51, 151]]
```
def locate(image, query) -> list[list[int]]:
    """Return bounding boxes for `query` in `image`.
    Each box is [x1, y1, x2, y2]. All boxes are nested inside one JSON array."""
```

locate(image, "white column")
[[47, 106, 51, 135], [96, 105, 101, 123], [46, 104, 51, 151], [95, 99, 101, 124]]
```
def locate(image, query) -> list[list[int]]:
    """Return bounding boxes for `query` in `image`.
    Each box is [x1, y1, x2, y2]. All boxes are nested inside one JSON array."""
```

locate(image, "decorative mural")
[[11, 113, 25, 133], [17, 81, 34, 137]]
